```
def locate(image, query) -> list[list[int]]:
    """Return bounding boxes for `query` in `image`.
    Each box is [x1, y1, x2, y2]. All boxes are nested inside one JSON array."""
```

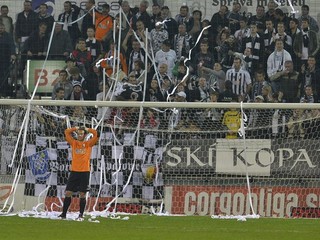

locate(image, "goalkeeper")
[[59, 126, 98, 219]]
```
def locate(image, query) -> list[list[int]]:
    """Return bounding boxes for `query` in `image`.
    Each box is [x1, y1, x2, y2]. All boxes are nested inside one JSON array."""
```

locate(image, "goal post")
[[0, 99, 320, 218]]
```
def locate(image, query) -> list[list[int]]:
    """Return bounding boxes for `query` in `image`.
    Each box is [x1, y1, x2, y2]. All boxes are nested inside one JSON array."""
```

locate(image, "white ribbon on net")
[[238, 101, 248, 138]]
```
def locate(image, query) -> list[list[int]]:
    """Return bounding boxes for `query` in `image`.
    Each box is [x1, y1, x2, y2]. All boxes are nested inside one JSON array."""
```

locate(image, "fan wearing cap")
[[175, 91, 187, 102], [69, 81, 88, 100], [255, 95, 265, 102], [68, 66, 90, 100], [59, 126, 98, 220]]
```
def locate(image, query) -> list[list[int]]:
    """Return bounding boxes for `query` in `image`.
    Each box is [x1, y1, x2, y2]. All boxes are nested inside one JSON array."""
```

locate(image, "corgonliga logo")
[[180, 187, 320, 217]]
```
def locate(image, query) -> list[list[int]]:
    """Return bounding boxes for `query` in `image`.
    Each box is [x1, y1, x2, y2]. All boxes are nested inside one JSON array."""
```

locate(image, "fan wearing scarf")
[[267, 39, 292, 93], [293, 18, 320, 67]]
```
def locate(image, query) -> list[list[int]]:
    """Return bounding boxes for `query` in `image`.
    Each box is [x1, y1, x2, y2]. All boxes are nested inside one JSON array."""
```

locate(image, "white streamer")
[[238, 101, 248, 138], [211, 214, 260, 220], [273, 0, 298, 14], [166, 25, 211, 101], [238, 101, 256, 216], [92, 156, 106, 212], [55, 6, 96, 27], [95, 56, 113, 68], [288, 0, 298, 14], [155, 19, 171, 27]]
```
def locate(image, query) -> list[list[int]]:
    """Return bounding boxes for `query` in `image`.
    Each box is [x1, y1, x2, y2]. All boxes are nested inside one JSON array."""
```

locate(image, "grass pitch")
[[0, 215, 319, 240]]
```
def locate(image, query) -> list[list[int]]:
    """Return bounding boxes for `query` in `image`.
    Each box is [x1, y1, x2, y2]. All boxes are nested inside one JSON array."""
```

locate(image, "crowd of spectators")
[[0, 0, 320, 137]]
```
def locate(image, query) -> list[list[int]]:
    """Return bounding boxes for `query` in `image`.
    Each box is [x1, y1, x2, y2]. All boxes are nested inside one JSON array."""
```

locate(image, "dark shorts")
[[65, 171, 90, 193]]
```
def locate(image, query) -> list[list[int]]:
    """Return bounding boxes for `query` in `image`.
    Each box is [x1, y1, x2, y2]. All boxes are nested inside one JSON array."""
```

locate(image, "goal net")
[[1, 0, 320, 220], [0, 100, 320, 218]]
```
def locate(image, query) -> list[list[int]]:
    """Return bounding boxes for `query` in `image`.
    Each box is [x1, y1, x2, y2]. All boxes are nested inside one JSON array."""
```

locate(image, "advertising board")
[[26, 60, 65, 94]]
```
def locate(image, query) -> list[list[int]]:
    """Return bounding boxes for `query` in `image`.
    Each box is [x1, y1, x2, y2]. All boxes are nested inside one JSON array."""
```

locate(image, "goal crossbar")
[[1, 99, 320, 109]]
